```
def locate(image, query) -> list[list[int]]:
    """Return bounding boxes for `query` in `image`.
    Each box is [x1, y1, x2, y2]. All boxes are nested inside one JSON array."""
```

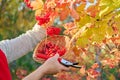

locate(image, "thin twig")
[[106, 44, 112, 51]]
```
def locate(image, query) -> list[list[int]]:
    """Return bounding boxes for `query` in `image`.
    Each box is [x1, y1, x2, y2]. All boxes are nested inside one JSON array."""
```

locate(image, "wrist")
[[23, 66, 47, 80], [38, 64, 48, 76]]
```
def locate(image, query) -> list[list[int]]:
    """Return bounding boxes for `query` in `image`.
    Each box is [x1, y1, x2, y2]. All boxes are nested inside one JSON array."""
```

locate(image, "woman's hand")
[[23, 54, 69, 80], [40, 54, 69, 75]]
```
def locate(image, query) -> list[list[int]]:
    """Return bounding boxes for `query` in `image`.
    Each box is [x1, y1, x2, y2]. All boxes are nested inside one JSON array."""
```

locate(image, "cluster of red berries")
[[36, 13, 50, 25], [47, 26, 61, 36], [37, 42, 66, 59], [24, 0, 33, 9]]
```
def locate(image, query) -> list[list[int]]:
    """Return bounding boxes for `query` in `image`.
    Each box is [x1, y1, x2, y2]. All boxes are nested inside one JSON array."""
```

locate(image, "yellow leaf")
[[81, 28, 92, 38], [35, 9, 42, 16], [31, 0, 43, 10], [76, 15, 91, 27], [100, 0, 113, 6], [115, 14, 120, 33], [98, 23, 108, 35], [91, 27, 105, 43], [99, 6, 109, 18], [92, 34, 105, 43], [76, 37, 89, 48], [106, 27, 114, 37], [112, 0, 120, 3], [76, 3, 86, 12]]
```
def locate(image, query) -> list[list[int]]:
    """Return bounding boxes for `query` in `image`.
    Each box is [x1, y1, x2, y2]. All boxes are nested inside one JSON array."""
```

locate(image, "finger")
[[59, 65, 70, 71], [53, 53, 59, 59]]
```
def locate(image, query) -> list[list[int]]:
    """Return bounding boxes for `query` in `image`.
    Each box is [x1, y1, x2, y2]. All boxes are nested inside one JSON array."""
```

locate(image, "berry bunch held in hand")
[[47, 26, 61, 36], [37, 41, 66, 59]]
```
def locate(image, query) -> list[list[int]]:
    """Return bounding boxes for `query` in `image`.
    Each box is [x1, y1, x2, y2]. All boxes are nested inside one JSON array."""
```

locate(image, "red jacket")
[[0, 49, 12, 80]]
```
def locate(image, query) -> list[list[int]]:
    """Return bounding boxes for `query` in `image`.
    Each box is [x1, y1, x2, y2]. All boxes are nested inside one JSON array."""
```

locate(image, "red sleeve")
[[0, 49, 12, 80]]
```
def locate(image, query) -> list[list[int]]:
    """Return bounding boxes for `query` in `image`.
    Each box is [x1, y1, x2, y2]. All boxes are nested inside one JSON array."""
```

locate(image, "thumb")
[[53, 53, 59, 59], [53, 54, 70, 71]]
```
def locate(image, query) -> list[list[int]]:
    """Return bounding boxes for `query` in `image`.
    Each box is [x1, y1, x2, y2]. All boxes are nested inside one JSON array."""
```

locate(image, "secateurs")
[[58, 58, 82, 68], [36, 52, 82, 68]]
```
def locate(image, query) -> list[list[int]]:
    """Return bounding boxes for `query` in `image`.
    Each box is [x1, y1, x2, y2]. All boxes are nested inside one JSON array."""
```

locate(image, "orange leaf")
[[76, 3, 86, 12], [57, 3, 70, 8], [64, 22, 76, 29], [81, 0, 87, 2], [79, 66, 86, 76], [88, 0, 94, 3], [59, 7, 70, 21], [70, 8, 80, 20], [91, 63, 99, 69], [86, 5, 99, 17], [45, 0, 56, 9], [72, 46, 81, 56]]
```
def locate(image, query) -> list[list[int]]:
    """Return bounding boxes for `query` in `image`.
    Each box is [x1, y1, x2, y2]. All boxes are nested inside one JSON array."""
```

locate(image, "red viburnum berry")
[[24, 0, 33, 9], [24, 0, 29, 3], [47, 26, 61, 36], [36, 13, 50, 25], [37, 42, 66, 59]]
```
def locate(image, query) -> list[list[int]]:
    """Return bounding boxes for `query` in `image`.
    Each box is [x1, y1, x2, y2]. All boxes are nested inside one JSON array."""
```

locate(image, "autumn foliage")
[[24, 0, 120, 80]]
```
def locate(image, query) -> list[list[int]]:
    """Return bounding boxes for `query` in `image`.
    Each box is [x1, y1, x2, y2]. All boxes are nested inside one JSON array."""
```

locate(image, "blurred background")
[[1, 0, 120, 80]]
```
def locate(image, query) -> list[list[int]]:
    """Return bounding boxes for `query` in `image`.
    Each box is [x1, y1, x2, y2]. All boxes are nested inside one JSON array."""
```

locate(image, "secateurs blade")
[[58, 58, 82, 68]]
